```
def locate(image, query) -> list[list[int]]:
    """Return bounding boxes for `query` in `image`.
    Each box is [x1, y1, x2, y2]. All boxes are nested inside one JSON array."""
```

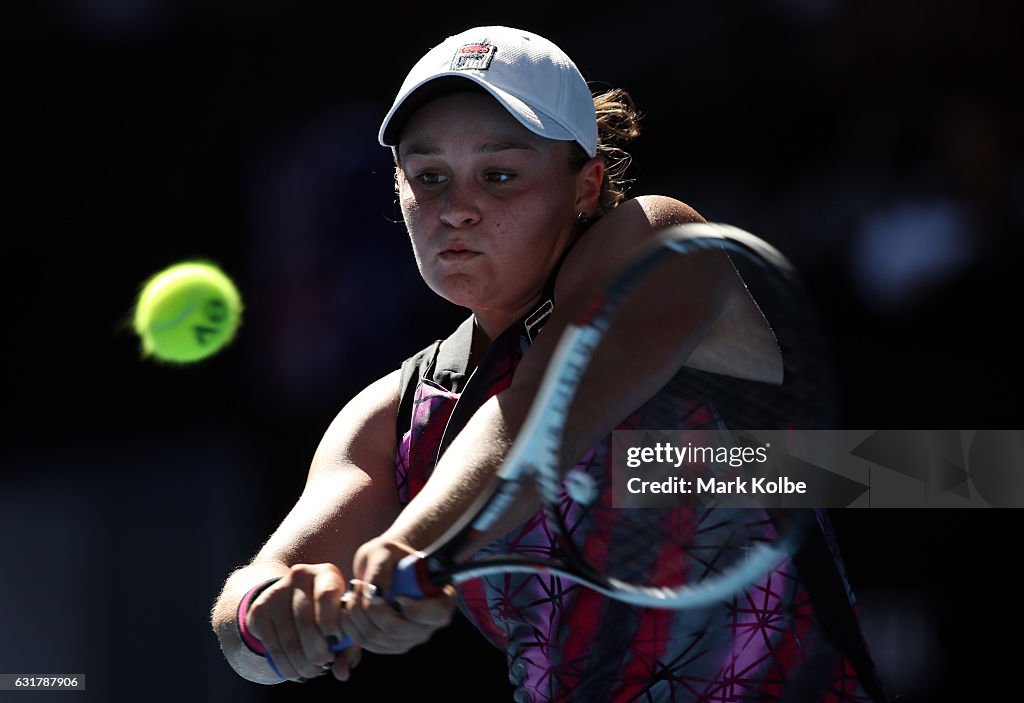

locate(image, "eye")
[[485, 171, 514, 184], [414, 171, 446, 186]]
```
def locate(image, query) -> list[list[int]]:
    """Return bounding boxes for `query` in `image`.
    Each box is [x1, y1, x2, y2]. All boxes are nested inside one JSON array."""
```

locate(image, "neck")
[[470, 294, 549, 361], [471, 310, 521, 344]]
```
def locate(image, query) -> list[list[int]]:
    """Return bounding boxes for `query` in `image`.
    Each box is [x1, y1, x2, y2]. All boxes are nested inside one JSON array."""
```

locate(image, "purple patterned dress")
[[394, 317, 876, 702]]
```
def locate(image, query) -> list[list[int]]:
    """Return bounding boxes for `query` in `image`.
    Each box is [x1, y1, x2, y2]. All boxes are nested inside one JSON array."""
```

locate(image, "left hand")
[[341, 536, 456, 654]]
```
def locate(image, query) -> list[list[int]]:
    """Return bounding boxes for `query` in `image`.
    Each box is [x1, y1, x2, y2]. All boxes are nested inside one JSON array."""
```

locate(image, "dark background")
[[2, 1, 1021, 701]]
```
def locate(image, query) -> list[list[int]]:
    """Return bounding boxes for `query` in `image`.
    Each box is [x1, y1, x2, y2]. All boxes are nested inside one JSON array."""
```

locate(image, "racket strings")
[[565, 496, 783, 591]]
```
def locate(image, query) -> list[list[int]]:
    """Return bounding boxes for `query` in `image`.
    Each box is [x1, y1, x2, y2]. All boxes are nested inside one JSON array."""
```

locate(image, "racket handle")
[[325, 553, 430, 653]]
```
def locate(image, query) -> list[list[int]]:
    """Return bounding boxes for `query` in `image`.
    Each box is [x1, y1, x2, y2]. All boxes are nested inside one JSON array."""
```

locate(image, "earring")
[[576, 211, 590, 223]]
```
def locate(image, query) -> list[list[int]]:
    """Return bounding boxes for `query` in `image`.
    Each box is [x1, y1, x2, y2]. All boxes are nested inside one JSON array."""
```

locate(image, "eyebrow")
[[400, 140, 539, 158], [479, 140, 539, 154]]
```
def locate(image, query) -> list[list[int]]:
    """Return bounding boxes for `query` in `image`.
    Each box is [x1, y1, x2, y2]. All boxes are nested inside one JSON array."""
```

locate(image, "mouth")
[[438, 244, 481, 261]]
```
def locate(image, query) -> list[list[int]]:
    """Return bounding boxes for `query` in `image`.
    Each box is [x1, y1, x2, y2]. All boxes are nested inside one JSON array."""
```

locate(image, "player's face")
[[396, 91, 592, 337]]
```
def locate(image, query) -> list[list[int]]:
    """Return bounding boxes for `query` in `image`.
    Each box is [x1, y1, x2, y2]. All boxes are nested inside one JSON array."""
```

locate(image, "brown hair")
[[570, 88, 642, 215]]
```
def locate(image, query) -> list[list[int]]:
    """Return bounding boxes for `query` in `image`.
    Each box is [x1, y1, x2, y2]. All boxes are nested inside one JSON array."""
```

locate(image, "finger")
[[267, 593, 324, 681], [349, 577, 384, 610], [246, 589, 301, 681], [329, 643, 362, 682], [314, 574, 346, 646], [354, 548, 401, 603], [261, 609, 303, 681], [291, 581, 334, 673], [357, 562, 392, 606], [328, 590, 356, 655], [351, 549, 371, 587], [393, 594, 455, 628], [340, 596, 383, 650], [343, 595, 424, 654]]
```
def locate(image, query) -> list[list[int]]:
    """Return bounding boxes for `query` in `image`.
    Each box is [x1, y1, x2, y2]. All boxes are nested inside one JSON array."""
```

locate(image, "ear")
[[393, 163, 405, 193], [573, 156, 605, 217]]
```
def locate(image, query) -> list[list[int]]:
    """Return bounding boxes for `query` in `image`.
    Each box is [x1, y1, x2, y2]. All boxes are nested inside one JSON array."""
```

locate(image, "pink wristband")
[[236, 577, 281, 656]]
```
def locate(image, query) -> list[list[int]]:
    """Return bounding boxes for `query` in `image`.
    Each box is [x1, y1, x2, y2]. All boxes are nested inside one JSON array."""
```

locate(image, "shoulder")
[[312, 314, 474, 476], [627, 195, 706, 229], [254, 368, 405, 567], [554, 195, 705, 301], [309, 369, 402, 479], [343, 369, 402, 428], [599, 195, 705, 234]]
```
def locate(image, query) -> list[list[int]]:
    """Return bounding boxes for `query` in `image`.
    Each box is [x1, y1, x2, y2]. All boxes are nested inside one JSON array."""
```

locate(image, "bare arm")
[[210, 370, 404, 683]]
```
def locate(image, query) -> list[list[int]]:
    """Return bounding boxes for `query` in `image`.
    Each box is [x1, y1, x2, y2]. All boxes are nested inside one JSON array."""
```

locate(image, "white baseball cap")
[[379, 26, 598, 157]]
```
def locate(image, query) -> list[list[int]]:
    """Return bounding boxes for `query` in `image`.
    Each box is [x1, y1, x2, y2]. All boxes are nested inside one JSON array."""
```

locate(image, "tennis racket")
[[323, 221, 837, 654]]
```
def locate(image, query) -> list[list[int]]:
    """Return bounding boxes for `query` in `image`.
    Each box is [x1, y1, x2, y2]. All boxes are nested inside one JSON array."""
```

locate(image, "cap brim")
[[379, 73, 577, 150]]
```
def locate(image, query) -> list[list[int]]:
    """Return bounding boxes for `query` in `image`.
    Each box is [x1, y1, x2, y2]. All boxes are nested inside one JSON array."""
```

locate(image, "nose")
[[439, 178, 481, 229]]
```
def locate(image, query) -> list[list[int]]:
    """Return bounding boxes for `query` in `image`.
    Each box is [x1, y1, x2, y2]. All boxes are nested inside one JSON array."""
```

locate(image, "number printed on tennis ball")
[[132, 261, 243, 363]]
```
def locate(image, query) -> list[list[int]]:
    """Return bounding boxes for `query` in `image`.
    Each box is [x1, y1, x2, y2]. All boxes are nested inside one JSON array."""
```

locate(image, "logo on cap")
[[451, 43, 497, 71]]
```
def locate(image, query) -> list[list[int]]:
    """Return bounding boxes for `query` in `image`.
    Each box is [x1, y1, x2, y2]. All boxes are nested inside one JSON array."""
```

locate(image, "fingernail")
[[348, 578, 359, 590], [365, 583, 379, 598]]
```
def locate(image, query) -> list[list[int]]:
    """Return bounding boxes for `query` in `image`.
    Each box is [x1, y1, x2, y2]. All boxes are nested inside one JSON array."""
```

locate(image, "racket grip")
[[326, 553, 430, 653]]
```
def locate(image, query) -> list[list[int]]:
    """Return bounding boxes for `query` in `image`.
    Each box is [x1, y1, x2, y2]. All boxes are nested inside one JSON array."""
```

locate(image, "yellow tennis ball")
[[133, 261, 243, 363]]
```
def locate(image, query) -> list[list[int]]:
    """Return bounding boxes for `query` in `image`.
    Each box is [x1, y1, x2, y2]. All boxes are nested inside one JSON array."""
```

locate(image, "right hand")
[[341, 536, 456, 654], [244, 563, 362, 682]]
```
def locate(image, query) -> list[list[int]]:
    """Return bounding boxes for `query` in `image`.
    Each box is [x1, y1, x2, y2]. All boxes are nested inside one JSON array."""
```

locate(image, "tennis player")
[[212, 26, 885, 701]]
